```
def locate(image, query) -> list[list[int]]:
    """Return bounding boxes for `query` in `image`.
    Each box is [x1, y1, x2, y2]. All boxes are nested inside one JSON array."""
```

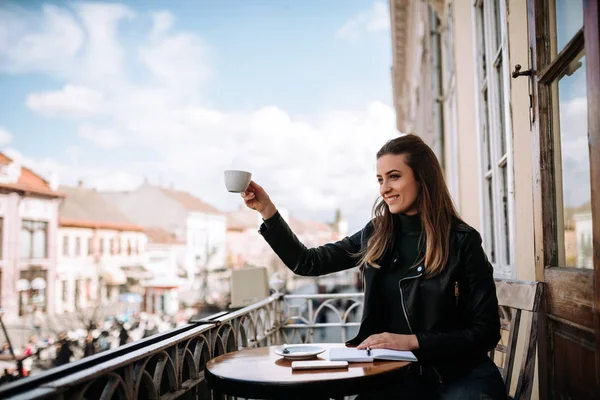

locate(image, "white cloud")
[[65, 145, 83, 164], [0, 2, 133, 83], [87, 170, 142, 191], [74, 2, 134, 80], [0, 126, 13, 145], [139, 32, 211, 92], [26, 85, 105, 117], [3, 147, 63, 180], [4, 146, 139, 193], [2, 2, 397, 231], [560, 96, 591, 208], [0, 5, 84, 75], [336, 2, 390, 40], [77, 123, 122, 149], [151, 11, 174, 37]]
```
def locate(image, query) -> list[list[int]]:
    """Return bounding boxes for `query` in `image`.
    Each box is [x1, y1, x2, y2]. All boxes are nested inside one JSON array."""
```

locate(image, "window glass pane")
[[63, 235, 69, 256], [0, 218, 3, 260], [443, 3, 455, 79], [476, 3, 487, 76], [32, 226, 47, 258], [486, 178, 496, 263], [555, 0, 583, 54], [496, 59, 506, 155], [557, 53, 591, 269], [62, 281, 68, 302], [483, 90, 492, 171], [501, 165, 510, 265], [20, 228, 31, 258], [492, 0, 502, 50]]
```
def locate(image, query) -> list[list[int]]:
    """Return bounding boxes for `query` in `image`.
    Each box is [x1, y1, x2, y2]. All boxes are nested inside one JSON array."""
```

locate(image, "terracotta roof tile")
[[226, 207, 261, 231], [144, 227, 185, 244], [59, 185, 142, 231], [289, 217, 333, 235], [59, 218, 143, 232], [160, 187, 223, 215], [0, 152, 62, 198]]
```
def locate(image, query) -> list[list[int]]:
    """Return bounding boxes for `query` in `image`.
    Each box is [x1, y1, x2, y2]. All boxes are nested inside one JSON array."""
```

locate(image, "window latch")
[[512, 64, 533, 79]]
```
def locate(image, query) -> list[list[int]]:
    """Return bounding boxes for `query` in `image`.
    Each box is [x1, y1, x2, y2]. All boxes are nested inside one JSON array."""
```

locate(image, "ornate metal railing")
[[0, 292, 363, 400], [281, 292, 364, 344]]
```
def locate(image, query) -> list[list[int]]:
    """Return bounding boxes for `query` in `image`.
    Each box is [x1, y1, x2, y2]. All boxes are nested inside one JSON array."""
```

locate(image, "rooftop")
[[0, 153, 63, 198], [59, 184, 143, 231], [144, 227, 185, 244], [159, 186, 224, 215]]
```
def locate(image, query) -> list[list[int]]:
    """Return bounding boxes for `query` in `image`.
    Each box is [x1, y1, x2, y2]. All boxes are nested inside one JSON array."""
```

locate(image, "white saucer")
[[273, 345, 325, 360]]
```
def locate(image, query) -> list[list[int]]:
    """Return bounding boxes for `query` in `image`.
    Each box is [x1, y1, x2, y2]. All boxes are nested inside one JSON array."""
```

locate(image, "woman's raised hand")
[[241, 181, 278, 220]]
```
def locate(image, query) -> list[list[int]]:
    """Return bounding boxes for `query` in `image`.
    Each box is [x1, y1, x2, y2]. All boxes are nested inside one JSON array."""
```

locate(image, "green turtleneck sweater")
[[377, 213, 423, 335]]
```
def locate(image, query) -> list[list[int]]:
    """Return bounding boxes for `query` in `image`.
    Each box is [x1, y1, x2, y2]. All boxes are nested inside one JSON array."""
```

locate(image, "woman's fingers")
[[356, 333, 391, 349], [357, 336, 377, 349], [367, 343, 388, 349]]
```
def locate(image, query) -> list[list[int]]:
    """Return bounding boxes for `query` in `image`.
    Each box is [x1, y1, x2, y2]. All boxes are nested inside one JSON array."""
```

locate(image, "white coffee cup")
[[224, 170, 252, 193]]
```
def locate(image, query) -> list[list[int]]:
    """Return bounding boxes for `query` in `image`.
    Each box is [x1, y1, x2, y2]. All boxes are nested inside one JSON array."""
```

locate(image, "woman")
[[241, 134, 506, 399]]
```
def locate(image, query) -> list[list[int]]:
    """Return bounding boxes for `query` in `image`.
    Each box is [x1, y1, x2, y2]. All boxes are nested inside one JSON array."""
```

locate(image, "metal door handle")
[[512, 64, 533, 79]]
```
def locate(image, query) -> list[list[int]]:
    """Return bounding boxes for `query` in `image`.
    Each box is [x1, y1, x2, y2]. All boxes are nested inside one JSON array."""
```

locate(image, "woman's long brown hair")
[[358, 134, 461, 278]]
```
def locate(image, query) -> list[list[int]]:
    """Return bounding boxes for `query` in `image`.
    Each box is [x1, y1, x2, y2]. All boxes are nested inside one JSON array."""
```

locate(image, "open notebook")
[[329, 347, 418, 363]]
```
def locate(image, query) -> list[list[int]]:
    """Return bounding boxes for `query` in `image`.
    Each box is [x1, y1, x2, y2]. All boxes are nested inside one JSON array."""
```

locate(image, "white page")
[[329, 347, 373, 362], [371, 349, 417, 362]]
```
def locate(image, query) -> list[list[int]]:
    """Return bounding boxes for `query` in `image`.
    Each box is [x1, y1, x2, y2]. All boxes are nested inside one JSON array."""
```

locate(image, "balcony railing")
[[0, 292, 364, 400]]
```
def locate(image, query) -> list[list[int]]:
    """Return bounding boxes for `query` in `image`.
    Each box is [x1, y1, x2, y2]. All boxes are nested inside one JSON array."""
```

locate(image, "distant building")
[[143, 227, 187, 313], [225, 206, 351, 290], [0, 153, 62, 321], [57, 183, 148, 314], [574, 212, 593, 269], [101, 181, 226, 304], [225, 206, 270, 269]]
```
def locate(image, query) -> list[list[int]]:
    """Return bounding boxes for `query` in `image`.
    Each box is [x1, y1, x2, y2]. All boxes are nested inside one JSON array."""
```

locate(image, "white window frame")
[[472, 0, 515, 278]]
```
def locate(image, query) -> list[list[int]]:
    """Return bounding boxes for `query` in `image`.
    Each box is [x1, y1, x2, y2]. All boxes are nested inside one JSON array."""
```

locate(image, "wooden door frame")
[[584, 0, 600, 392], [528, 0, 600, 396]]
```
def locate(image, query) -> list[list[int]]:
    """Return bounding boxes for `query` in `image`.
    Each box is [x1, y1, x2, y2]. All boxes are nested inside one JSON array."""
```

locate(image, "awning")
[[142, 276, 185, 289], [121, 265, 153, 281], [100, 266, 127, 286]]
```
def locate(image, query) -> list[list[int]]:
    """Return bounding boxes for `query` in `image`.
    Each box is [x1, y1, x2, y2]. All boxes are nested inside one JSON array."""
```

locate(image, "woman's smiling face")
[[376, 153, 420, 215]]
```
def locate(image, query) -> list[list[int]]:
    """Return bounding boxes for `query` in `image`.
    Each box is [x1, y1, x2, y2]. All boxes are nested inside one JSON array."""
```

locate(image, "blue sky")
[[0, 0, 397, 231]]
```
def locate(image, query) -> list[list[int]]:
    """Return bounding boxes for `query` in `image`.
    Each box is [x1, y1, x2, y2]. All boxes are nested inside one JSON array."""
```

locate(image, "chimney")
[[49, 172, 59, 191]]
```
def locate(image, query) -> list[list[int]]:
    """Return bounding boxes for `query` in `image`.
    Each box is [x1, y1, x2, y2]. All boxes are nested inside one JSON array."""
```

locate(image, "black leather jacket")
[[259, 212, 501, 382]]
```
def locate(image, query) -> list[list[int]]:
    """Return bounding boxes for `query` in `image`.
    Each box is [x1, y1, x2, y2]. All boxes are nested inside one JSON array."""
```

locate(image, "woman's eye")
[[390, 174, 400, 179]]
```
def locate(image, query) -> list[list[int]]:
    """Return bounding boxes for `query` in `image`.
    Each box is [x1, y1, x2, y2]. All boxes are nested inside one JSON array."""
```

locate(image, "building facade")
[[102, 182, 227, 305], [389, 0, 599, 397], [225, 206, 351, 291], [143, 228, 187, 314], [57, 184, 148, 315], [0, 153, 62, 321]]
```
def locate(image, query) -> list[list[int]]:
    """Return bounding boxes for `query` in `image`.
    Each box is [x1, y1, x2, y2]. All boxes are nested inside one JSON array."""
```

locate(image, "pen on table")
[[366, 347, 371, 356]]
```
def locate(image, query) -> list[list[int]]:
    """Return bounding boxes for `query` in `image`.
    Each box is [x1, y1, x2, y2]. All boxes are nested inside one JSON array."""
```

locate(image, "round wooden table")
[[205, 343, 411, 399]]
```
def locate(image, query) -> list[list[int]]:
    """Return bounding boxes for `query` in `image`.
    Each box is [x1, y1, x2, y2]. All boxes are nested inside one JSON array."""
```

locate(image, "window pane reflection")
[[554, 0, 583, 54], [557, 54, 592, 269]]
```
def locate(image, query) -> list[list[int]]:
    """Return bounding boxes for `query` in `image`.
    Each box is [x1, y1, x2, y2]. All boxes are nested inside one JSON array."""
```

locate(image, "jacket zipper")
[[398, 267, 422, 335], [398, 266, 444, 386]]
